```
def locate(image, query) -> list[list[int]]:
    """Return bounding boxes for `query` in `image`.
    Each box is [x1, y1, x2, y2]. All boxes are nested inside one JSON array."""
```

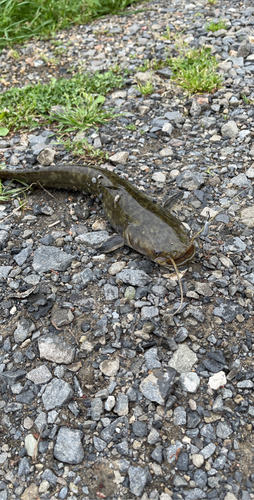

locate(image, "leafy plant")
[[0, 70, 123, 131], [63, 137, 107, 161], [53, 45, 68, 55], [126, 123, 136, 130], [0, 127, 9, 136], [205, 18, 228, 32], [49, 94, 117, 132], [168, 47, 222, 93], [40, 53, 60, 65], [205, 167, 214, 176], [136, 80, 154, 95]]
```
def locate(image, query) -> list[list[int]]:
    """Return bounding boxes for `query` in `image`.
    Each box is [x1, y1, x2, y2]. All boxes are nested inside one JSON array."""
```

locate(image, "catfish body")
[[0, 164, 196, 267]]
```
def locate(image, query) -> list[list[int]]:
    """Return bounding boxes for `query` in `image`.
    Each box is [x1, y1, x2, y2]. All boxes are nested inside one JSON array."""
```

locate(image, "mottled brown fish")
[[0, 164, 196, 267]]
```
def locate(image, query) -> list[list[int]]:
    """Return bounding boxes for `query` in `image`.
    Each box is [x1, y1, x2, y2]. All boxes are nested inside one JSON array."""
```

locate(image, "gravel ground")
[[1, 0, 254, 499]]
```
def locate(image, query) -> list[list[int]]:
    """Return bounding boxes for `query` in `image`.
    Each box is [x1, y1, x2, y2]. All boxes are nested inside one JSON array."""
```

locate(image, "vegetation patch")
[[0, 70, 123, 132], [0, 0, 140, 49], [168, 47, 222, 93], [205, 18, 228, 32], [136, 80, 154, 95], [137, 59, 167, 72], [0, 175, 31, 203], [62, 137, 107, 162]]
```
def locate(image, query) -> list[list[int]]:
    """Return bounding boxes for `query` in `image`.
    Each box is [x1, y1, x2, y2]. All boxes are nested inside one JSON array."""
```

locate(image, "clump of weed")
[[136, 80, 154, 95], [167, 47, 222, 93], [0, 70, 123, 132], [137, 58, 167, 72], [49, 94, 117, 132], [205, 18, 228, 32], [163, 26, 171, 40], [0, 176, 31, 202], [62, 137, 107, 162], [126, 124, 136, 131], [0, 0, 141, 49]]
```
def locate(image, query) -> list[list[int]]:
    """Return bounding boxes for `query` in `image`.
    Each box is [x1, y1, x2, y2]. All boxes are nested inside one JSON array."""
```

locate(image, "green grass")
[[0, 175, 31, 202], [205, 18, 228, 32], [136, 80, 154, 95], [137, 58, 167, 72], [0, 70, 123, 132], [167, 47, 222, 93], [48, 93, 117, 132], [135, 46, 221, 94], [162, 26, 171, 40], [126, 123, 136, 130], [241, 94, 254, 105], [0, 0, 140, 50], [63, 137, 107, 161]]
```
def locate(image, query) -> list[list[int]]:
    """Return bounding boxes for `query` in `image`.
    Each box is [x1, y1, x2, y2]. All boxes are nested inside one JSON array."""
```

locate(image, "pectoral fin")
[[98, 234, 125, 253], [163, 191, 184, 210]]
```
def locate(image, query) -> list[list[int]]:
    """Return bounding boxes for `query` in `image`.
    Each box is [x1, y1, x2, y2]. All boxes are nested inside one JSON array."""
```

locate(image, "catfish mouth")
[[174, 242, 196, 266], [156, 243, 196, 268]]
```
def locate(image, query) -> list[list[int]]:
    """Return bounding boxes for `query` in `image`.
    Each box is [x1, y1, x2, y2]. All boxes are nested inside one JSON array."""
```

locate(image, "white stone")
[[25, 434, 37, 457], [26, 365, 52, 385], [189, 399, 197, 410], [162, 123, 173, 135], [105, 396, 115, 411], [159, 147, 173, 157], [108, 261, 126, 275], [221, 120, 239, 138], [38, 336, 75, 364], [219, 255, 233, 268], [38, 480, 50, 494], [169, 169, 180, 179], [0, 453, 8, 464], [150, 463, 162, 476], [200, 206, 218, 218], [224, 493, 238, 500], [80, 341, 94, 353], [152, 172, 166, 183], [21, 484, 39, 500], [37, 148, 56, 166], [240, 205, 254, 228], [110, 151, 129, 165], [192, 453, 204, 467], [111, 90, 127, 99], [23, 417, 34, 430], [168, 344, 198, 373], [208, 371, 227, 390], [246, 166, 254, 178], [100, 357, 120, 376], [178, 372, 200, 393], [134, 71, 154, 83], [92, 220, 107, 231]]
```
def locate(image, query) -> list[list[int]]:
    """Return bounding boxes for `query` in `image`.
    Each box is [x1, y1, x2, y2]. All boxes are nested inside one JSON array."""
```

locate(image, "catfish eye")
[[155, 250, 161, 256]]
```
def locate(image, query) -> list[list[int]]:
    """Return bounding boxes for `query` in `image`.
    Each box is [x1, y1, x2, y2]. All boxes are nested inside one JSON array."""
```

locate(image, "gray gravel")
[[1, 0, 254, 499]]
